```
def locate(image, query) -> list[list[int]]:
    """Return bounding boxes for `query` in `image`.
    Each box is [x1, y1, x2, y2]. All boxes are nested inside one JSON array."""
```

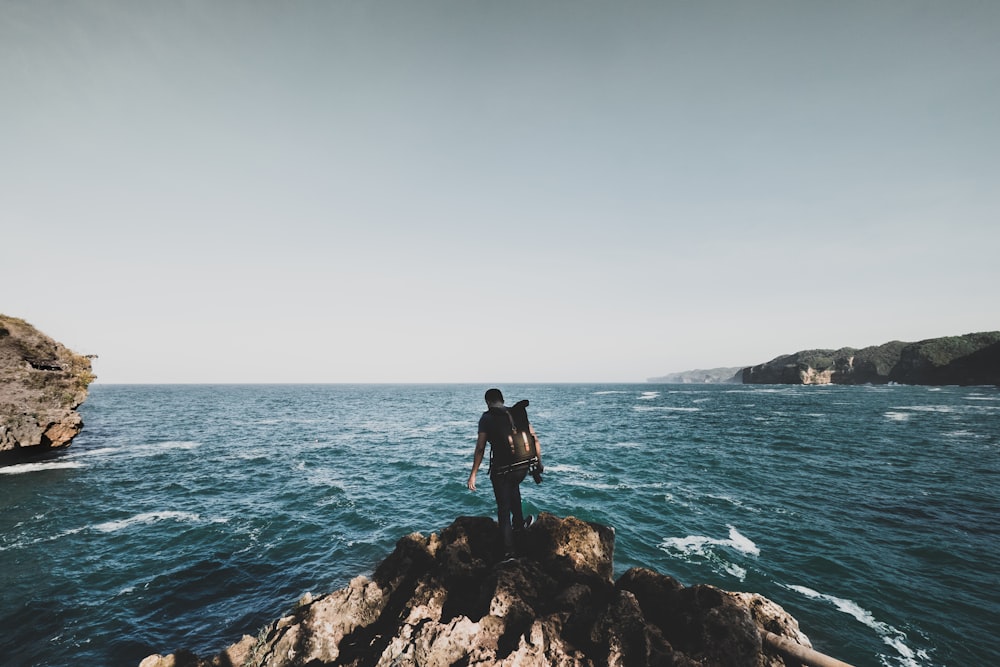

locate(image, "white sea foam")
[[122, 441, 202, 458], [0, 461, 85, 475], [633, 406, 700, 412], [883, 412, 910, 422], [662, 493, 693, 509], [157, 441, 201, 449], [93, 511, 201, 533], [638, 391, 659, 400], [662, 526, 759, 557], [67, 447, 120, 458], [612, 441, 642, 448], [546, 463, 586, 476], [726, 526, 760, 556], [592, 390, 628, 395], [786, 585, 925, 667], [944, 430, 982, 439], [659, 525, 760, 582], [896, 405, 955, 414]]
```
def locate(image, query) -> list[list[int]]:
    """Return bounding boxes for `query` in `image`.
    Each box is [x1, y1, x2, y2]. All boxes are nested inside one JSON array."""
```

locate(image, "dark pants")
[[491, 467, 528, 554]]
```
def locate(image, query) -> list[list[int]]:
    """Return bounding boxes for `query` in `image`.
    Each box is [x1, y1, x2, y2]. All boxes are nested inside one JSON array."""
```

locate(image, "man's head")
[[484, 388, 504, 407]]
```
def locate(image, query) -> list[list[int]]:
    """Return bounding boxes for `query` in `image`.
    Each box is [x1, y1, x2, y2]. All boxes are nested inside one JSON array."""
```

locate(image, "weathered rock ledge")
[[141, 514, 821, 667], [0, 315, 95, 465]]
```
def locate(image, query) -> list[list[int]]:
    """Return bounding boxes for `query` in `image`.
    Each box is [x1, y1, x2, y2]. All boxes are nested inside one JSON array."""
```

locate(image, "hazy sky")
[[3, 1, 998, 383]]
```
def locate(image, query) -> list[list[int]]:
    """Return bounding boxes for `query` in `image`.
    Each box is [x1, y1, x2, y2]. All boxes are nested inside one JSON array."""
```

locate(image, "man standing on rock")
[[467, 388, 542, 559]]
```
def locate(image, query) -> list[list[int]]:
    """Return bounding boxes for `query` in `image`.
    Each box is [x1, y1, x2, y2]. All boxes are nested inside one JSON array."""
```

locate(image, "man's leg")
[[510, 468, 528, 530], [491, 473, 515, 555]]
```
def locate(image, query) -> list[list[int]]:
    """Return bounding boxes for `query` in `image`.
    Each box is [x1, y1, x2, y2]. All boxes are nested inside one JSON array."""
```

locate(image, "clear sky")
[[3, 1, 998, 383]]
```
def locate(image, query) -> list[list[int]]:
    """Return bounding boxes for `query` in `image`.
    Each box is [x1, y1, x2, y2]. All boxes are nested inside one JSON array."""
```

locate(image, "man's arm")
[[531, 425, 542, 467], [467, 432, 488, 491]]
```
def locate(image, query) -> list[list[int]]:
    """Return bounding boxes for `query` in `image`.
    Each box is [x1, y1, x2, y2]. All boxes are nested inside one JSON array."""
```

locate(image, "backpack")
[[487, 399, 539, 476]]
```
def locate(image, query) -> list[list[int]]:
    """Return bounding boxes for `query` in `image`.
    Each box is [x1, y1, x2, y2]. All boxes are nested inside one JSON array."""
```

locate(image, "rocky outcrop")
[[141, 514, 820, 667], [0, 315, 95, 464], [742, 331, 1000, 385]]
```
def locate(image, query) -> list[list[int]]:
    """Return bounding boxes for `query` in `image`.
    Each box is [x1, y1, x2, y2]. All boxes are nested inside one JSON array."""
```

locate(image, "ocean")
[[1, 384, 997, 667]]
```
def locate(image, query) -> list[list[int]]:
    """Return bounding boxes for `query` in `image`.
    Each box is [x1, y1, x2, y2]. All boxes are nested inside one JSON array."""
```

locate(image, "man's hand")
[[467, 471, 477, 491]]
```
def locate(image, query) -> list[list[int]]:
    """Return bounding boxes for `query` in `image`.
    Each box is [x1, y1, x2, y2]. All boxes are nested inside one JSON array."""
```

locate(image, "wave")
[[0, 461, 85, 475], [659, 526, 760, 581], [883, 412, 910, 422], [67, 446, 120, 457], [592, 390, 628, 395], [633, 406, 700, 412], [662, 526, 759, 557], [639, 392, 659, 400], [894, 405, 956, 414], [93, 511, 203, 533], [785, 585, 930, 667], [118, 441, 202, 458]]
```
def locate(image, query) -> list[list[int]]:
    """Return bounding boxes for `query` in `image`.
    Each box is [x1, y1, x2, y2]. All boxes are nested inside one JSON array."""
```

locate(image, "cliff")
[[0, 315, 95, 464], [140, 514, 832, 667], [742, 331, 1000, 386]]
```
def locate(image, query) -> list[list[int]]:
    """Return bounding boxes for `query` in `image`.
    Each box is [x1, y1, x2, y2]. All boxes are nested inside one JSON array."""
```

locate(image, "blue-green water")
[[1, 384, 998, 667]]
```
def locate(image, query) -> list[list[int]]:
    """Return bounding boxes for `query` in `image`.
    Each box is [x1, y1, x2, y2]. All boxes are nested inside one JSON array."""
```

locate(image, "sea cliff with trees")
[[650, 332, 1000, 386]]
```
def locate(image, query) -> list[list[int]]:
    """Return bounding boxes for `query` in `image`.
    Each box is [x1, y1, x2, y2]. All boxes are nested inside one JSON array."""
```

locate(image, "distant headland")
[[651, 331, 1000, 386], [0, 315, 95, 464]]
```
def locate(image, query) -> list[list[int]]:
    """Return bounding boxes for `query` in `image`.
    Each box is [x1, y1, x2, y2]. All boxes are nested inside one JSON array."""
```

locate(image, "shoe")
[[523, 515, 534, 529], [502, 552, 517, 563]]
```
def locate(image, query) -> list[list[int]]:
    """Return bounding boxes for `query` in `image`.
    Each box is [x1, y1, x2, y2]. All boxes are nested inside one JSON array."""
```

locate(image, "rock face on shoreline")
[[0, 315, 95, 464], [742, 331, 1000, 386], [141, 514, 816, 667]]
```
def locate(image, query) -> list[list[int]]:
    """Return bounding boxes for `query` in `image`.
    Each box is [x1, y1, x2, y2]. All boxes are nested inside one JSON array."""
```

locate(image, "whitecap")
[[0, 461, 85, 475], [896, 405, 955, 414], [66, 447, 120, 458], [883, 412, 910, 422], [93, 511, 201, 533], [592, 390, 628, 395], [122, 441, 202, 458], [660, 526, 760, 561], [545, 463, 586, 476], [157, 441, 201, 449], [785, 585, 924, 667], [562, 477, 618, 492], [633, 406, 700, 412], [659, 526, 757, 582], [722, 563, 747, 580], [638, 392, 659, 400], [726, 526, 760, 556]]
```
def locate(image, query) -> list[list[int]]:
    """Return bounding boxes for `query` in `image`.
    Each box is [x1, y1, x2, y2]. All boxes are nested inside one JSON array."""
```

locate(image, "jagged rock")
[[0, 315, 95, 464], [145, 514, 814, 667]]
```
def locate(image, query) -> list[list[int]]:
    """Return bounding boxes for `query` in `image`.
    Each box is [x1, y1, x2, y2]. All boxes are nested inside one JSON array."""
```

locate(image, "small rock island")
[[0, 314, 95, 465], [141, 514, 842, 667]]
